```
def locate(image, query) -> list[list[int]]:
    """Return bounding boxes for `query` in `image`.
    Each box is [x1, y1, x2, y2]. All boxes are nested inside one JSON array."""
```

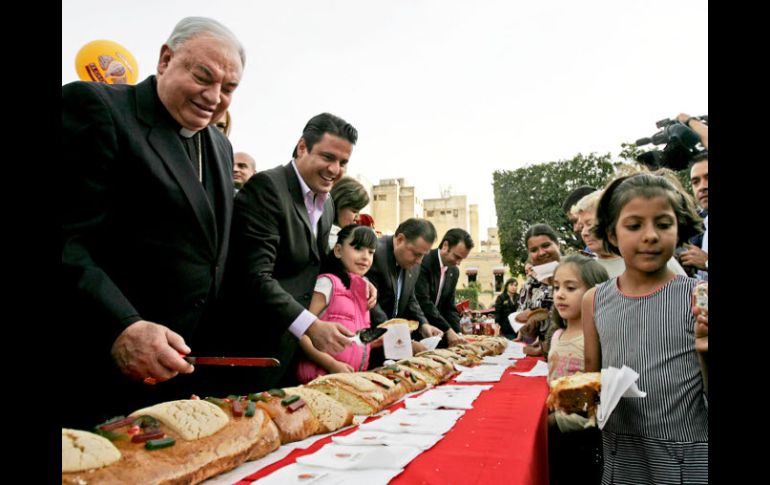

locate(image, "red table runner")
[[234, 356, 550, 485]]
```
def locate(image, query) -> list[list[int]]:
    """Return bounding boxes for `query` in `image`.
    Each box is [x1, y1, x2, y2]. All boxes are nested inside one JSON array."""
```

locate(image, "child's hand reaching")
[[327, 361, 355, 374], [524, 341, 543, 356]]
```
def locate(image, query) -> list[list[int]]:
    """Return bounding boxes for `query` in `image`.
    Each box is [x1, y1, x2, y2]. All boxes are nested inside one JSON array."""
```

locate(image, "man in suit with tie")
[[415, 228, 474, 348], [366, 218, 444, 361], [206, 112, 369, 391], [60, 17, 244, 427]]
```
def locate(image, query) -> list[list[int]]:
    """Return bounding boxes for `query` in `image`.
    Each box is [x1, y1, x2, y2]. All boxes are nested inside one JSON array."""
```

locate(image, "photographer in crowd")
[[675, 113, 708, 281]]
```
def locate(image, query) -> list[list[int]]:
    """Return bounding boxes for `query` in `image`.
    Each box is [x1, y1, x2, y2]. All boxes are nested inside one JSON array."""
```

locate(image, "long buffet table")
[[222, 357, 550, 485]]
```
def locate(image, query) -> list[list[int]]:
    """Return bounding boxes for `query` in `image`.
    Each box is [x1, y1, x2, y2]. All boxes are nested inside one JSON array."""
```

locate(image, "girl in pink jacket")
[[296, 224, 378, 383]]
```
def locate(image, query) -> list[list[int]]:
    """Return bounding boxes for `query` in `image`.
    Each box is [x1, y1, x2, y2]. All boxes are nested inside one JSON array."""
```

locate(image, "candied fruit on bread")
[[62, 399, 281, 485]]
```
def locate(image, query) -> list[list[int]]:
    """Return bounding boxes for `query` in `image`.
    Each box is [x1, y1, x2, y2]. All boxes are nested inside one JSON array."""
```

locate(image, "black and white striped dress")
[[594, 275, 708, 484]]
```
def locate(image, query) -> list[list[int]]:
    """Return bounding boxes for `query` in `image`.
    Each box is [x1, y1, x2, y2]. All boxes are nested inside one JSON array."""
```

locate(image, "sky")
[[62, 0, 708, 243]]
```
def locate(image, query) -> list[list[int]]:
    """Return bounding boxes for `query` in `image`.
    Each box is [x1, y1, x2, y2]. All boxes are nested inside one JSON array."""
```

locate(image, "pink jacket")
[[296, 272, 372, 383]]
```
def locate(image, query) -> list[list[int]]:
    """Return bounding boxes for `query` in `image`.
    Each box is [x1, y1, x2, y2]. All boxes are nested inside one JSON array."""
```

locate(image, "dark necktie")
[[393, 268, 404, 318]]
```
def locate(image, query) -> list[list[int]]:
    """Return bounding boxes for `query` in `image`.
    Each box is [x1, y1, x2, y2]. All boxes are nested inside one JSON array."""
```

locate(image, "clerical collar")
[[179, 127, 199, 138]]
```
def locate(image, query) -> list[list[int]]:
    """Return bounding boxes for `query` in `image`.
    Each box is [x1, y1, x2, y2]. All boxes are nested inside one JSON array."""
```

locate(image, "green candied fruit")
[[267, 388, 286, 397], [281, 395, 300, 406], [145, 437, 176, 450], [131, 415, 160, 428], [245, 401, 257, 417], [204, 396, 229, 407], [248, 392, 270, 402]]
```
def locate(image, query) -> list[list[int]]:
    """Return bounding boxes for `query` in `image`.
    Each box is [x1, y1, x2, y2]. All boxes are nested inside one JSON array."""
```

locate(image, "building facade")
[[423, 195, 468, 246], [457, 227, 511, 309], [371, 178, 423, 235]]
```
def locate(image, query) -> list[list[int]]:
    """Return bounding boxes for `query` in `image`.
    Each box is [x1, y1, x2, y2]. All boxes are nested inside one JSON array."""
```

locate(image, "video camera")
[[635, 116, 707, 171]]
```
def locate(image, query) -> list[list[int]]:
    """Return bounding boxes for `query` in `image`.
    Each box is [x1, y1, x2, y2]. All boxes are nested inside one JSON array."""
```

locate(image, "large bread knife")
[[184, 356, 281, 367]]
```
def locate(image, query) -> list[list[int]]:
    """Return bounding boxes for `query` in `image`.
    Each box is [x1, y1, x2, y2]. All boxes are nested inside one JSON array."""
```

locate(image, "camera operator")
[[676, 113, 708, 280], [676, 113, 708, 149]]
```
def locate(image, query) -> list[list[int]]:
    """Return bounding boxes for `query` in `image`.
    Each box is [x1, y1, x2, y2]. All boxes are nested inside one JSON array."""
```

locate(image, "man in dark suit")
[[681, 152, 708, 280], [366, 218, 443, 360], [60, 17, 244, 427], [205, 113, 364, 392], [415, 228, 474, 347]]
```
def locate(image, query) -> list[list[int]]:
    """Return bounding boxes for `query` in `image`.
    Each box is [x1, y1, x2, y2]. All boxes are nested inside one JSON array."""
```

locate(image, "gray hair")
[[574, 190, 603, 216], [166, 17, 246, 68]]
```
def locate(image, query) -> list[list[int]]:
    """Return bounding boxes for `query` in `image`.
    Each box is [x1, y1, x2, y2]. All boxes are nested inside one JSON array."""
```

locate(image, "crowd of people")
[[61, 15, 708, 485]]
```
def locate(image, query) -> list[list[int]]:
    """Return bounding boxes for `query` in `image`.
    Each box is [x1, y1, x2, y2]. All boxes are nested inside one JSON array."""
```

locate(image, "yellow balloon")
[[75, 40, 139, 85]]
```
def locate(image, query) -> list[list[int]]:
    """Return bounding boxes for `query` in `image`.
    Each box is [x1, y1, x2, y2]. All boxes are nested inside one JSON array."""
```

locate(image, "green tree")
[[456, 281, 481, 310], [618, 142, 643, 162], [493, 153, 618, 275]]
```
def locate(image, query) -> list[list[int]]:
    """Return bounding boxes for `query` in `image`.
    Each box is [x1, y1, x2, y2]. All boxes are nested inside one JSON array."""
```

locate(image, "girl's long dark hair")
[[320, 224, 377, 289]]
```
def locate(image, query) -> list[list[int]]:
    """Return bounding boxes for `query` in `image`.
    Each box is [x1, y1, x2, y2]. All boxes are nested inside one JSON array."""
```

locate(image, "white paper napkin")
[[438, 384, 493, 391], [481, 355, 518, 367], [503, 340, 527, 358], [509, 312, 525, 333], [360, 410, 459, 435], [455, 365, 507, 382], [510, 359, 549, 377], [416, 387, 486, 401], [405, 389, 478, 410], [532, 261, 559, 281], [384, 324, 413, 360], [253, 463, 404, 485], [389, 408, 466, 421], [333, 429, 444, 450], [419, 335, 442, 351], [296, 444, 421, 470], [596, 365, 647, 430]]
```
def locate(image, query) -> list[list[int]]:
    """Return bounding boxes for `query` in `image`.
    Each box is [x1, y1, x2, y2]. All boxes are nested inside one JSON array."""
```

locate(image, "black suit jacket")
[[366, 236, 427, 327], [206, 162, 334, 390], [61, 76, 233, 426], [415, 249, 461, 333]]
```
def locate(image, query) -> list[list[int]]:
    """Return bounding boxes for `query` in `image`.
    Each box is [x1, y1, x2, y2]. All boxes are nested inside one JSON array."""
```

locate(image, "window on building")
[[426, 210, 434, 217], [466, 268, 478, 284], [453, 209, 459, 217], [494, 273, 504, 292], [493, 268, 505, 292]]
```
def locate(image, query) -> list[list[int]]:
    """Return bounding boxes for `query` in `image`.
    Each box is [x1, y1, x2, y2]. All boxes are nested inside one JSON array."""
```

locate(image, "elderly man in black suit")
[[203, 112, 373, 392], [366, 218, 444, 361], [415, 228, 474, 347], [61, 17, 244, 427]]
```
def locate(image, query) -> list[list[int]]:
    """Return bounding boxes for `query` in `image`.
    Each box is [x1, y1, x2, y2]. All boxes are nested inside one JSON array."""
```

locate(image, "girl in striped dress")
[[583, 173, 707, 484]]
